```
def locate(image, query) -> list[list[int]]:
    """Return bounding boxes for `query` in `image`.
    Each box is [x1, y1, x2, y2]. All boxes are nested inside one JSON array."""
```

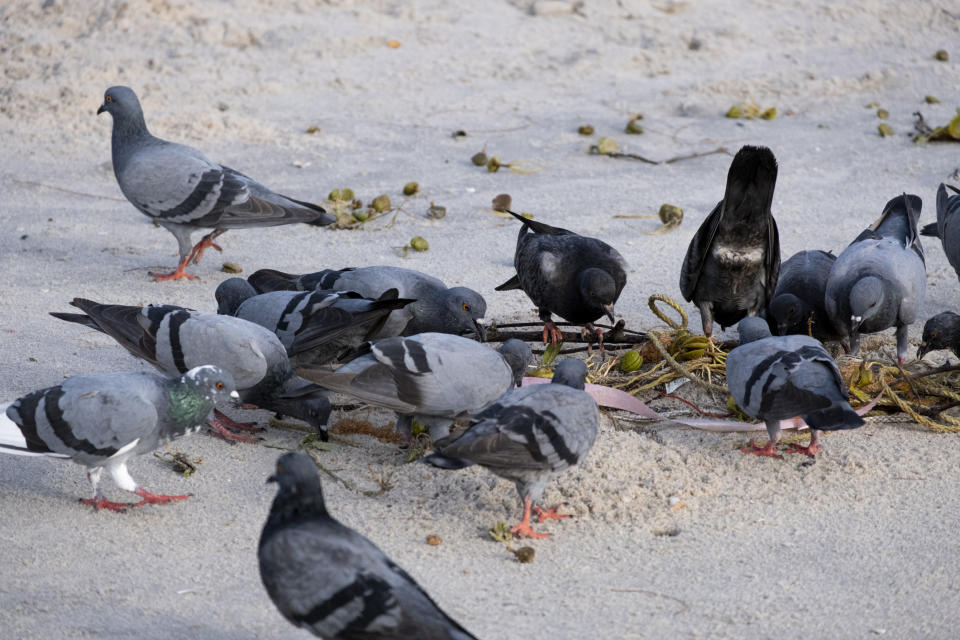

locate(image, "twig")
[[11, 178, 127, 201], [485, 320, 647, 345], [591, 146, 730, 165]]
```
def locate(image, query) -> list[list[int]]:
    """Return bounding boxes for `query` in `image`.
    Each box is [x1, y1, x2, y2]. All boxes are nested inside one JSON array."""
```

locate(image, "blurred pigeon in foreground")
[[495, 210, 628, 350], [767, 250, 838, 341], [259, 452, 478, 639], [824, 194, 925, 363], [215, 278, 414, 366], [51, 298, 331, 442], [920, 183, 960, 282], [680, 145, 780, 337], [248, 266, 487, 341], [423, 359, 598, 538], [918, 311, 960, 359], [97, 86, 334, 281], [298, 333, 531, 441], [0, 366, 237, 511], [727, 318, 864, 458]]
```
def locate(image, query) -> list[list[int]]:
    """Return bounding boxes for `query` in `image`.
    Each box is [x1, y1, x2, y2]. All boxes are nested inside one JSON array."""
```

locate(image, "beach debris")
[[427, 202, 446, 219], [408, 236, 429, 252], [492, 193, 512, 212], [878, 123, 895, 137], [451, 129, 467, 138], [403, 181, 419, 196], [913, 109, 960, 143], [471, 150, 488, 166], [221, 261, 242, 274], [877, 108, 889, 120], [725, 102, 777, 120], [371, 194, 391, 213], [578, 124, 595, 135], [426, 534, 443, 546], [328, 188, 355, 202], [925, 95, 941, 104], [594, 136, 619, 155], [512, 546, 535, 563], [489, 521, 512, 543], [305, 125, 319, 134], [934, 49, 949, 61], [620, 349, 643, 372], [625, 115, 644, 134], [153, 448, 203, 477], [331, 418, 405, 444], [386, 39, 401, 48]]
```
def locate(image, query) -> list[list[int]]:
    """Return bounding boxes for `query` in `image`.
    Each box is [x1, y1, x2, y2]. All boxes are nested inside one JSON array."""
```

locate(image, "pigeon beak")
[[229, 390, 241, 407], [602, 304, 615, 324], [472, 319, 486, 343], [917, 342, 929, 359], [266, 474, 277, 484], [96, 103, 106, 115]]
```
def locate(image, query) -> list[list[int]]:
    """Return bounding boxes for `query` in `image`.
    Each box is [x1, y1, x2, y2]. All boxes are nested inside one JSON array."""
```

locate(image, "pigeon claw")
[[533, 504, 571, 523], [208, 414, 262, 444], [133, 488, 191, 507], [149, 258, 198, 282], [542, 322, 564, 347], [80, 496, 132, 513], [784, 442, 822, 457], [512, 496, 551, 538], [739, 439, 783, 459], [189, 230, 227, 265], [213, 408, 261, 432]]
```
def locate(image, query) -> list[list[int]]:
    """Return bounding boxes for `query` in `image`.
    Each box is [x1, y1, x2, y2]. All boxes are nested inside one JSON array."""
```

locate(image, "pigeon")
[[495, 210, 628, 350], [766, 250, 838, 341], [920, 183, 960, 282], [50, 298, 331, 442], [248, 266, 487, 340], [297, 333, 532, 441], [726, 317, 864, 458], [97, 86, 335, 281], [259, 452, 478, 640], [824, 193, 925, 363], [679, 145, 780, 337], [917, 311, 960, 359], [215, 278, 414, 366], [0, 365, 238, 511], [422, 358, 598, 538]]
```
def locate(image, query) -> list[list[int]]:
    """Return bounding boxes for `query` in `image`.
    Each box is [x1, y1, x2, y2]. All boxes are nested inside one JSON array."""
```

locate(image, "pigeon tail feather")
[[920, 222, 940, 238], [804, 403, 865, 431], [0, 402, 64, 458]]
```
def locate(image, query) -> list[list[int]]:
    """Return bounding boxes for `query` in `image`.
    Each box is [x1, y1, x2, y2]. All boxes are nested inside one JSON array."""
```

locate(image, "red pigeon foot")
[[740, 439, 783, 458], [542, 322, 564, 347], [511, 496, 550, 539], [133, 488, 190, 507], [80, 496, 132, 513], [534, 504, 571, 523]]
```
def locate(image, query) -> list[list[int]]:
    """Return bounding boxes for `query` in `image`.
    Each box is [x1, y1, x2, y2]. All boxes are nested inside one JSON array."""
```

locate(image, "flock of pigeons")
[[0, 85, 958, 639]]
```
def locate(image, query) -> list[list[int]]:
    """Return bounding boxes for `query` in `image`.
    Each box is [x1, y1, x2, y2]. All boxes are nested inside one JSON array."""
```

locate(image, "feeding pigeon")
[[920, 183, 960, 283], [259, 452, 478, 640], [0, 365, 238, 511], [422, 358, 598, 538], [824, 193, 925, 363], [97, 86, 335, 281], [248, 266, 487, 340], [297, 333, 532, 441], [917, 311, 960, 359], [494, 210, 628, 350], [215, 278, 414, 366], [727, 318, 864, 458], [767, 250, 839, 341], [679, 145, 780, 337], [50, 298, 331, 442]]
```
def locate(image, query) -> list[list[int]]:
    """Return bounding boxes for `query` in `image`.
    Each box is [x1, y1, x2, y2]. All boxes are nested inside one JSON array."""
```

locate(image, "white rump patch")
[[540, 252, 561, 280]]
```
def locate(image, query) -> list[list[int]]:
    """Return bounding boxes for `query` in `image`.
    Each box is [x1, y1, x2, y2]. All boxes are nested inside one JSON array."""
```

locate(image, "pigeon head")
[[768, 293, 809, 336], [267, 452, 328, 516], [848, 276, 886, 329], [440, 287, 488, 341], [918, 311, 960, 359], [737, 317, 772, 345], [97, 86, 148, 137], [182, 365, 240, 405], [578, 268, 618, 323], [551, 358, 588, 390], [497, 339, 533, 386], [269, 383, 332, 441], [215, 278, 257, 315]]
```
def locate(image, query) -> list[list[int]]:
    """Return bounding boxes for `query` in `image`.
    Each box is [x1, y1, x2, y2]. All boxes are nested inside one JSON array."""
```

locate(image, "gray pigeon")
[[920, 183, 960, 282], [215, 278, 414, 366], [767, 250, 838, 341], [97, 86, 335, 281], [0, 365, 238, 511], [259, 452, 478, 640], [248, 266, 487, 340], [297, 333, 532, 441], [50, 298, 331, 442], [917, 311, 960, 359], [495, 211, 628, 349], [422, 359, 598, 538], [726, 317, 864, 458], [679, 145, 780, 337], [824, 194, 925, 363]]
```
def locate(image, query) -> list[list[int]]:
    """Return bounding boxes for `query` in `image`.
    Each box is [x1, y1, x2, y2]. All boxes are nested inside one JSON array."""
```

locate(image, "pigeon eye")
[[462, 303, 470, 311], [931, 331, 938, 339], [216, 382, 224, 390], [105, 95, 113, 103]]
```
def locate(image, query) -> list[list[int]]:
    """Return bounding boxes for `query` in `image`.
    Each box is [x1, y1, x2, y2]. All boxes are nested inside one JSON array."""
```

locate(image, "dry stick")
[[12, 178, 128, 202], [591, 146, 730, 165], [486, 319, 646, 345]]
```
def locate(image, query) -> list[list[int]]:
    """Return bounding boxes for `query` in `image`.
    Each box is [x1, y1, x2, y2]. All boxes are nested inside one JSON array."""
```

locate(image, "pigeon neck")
[[111, 112, 151, 158], [266, 486, 329, 528], [165, 379, 216, 433]]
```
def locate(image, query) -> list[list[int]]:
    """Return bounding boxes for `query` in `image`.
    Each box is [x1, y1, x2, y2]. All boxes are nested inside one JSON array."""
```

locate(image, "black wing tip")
[[920, 221, 940, 237], [421, 452, 473, 470], [494, 274, 522, 291]]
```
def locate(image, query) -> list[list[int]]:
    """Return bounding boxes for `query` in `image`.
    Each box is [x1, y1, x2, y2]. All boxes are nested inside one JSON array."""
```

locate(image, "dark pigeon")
[[50, 298, 331, 442], [97, 86, 335, 281], [920, 183, 960, 282], [215, 277, 414, 366], [297, 333, 532, 441], [824, 194, 925, 363], [679, 145, 780, 337], [767, 250, 838, 341], [248, 266, 487, 340], [422, 359, 598, 538], [917, 311, 960, 359], [726, 317, 864, 458], [259, 452, 479, 640], [0, 365, 237, 511], [495, 210, 628, 349]]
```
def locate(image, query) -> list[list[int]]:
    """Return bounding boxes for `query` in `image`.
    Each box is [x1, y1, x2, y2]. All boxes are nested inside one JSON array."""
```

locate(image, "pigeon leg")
[[533, 503, 571, 523], [80, 469, 130, 512], [511, 496, 550, 539], [132, 487, 190, 507], [189, 230, 227, 265], [698, 302, 714, 337], [740, 420, 783, 458], [784, 429, 823, 457], [208, 410, 261, 444], [542, 322, 564, 346], [148, 254, 198, 282]]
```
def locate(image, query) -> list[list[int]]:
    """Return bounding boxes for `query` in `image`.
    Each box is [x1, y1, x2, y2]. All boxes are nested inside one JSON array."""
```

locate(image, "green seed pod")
[[353, 209, 370, 222], [726, 105, 742, 118], [487, 156, 501, 172], [409, 236, 429, 251], [305, 125, 319, 134], [471, 151, 488, 166], [625, 117, 644, 134], [341, 188, 355, 202], [760, 107, 777, 120], [372, 194, 391, 213], [513, 546, 535, 563], [328, 188, 342, 201], [335, 212, 354, 226], [935, 49, 949, 61], [658, 203, 683, 226], [876, 108, 889, 120], [577, 124, 595, 135], [221, 261, 242, 274], [403, 181, 419, 196], [595, 137, 618, 155], [878, 123, 894, 137], [619, 349, 643, 373], [925, 95, 941, 104]]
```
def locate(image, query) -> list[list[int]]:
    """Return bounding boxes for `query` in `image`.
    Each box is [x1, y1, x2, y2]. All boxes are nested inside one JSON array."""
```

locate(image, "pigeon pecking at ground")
[[824, 193, 925, 364], [50, 298, 331, 442], [679, 145, 780, 337], [726, 317, 864, 458], [766, 249, 839, 342], [0, 365, 238, 512], [215, 277, 414, 366], [495, 210, 628, 351], [422, 358, 598, 538], [920, 183, 960, 283], [97, 86, 335, 281], [259, 452, 478, 640], [297, 333, 532, 441], [917, 311, 960, 360], [248, 266, 487, 340]]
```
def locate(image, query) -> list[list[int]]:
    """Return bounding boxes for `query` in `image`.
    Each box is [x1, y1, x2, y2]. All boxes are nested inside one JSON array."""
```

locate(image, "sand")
[[2, 0, 960, 638]]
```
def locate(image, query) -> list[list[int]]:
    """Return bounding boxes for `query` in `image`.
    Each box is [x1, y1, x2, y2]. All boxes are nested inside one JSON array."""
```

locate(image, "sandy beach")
[[2, 1, 960, 638]]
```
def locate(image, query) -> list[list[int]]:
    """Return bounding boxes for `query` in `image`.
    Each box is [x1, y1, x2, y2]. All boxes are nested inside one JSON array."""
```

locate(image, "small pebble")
[[577, 124, 595, 135], [934, 49, 949, 61], [221, 262, 242, 274], [426, 534, 443, 546]]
